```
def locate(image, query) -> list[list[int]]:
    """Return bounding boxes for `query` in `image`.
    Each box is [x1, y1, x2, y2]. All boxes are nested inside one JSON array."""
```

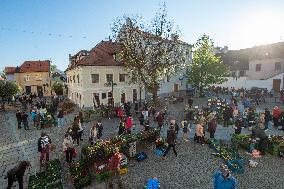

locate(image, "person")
[[16, 110, 22, 129], [264, 108, 272, 131], [223, 106, 232, 127], [71, 118, 80, 145], [234, 117, 243, 134], [213, 164, 238, 189], [34, 112, 41, 130], [252, 124, 269, 154], [171, 120, 179, 142], [78, 119, 84, 141], [194, 123, 204, 144], [63, 133, 74, 164], [89, 124, 98, 145], [118, 121, 125, 135], [57, 109, 64, 127], [5, 161, 31, 189], [143, 118, 150, 131], [125, 116, 133, 134], [108, 147, 123, 188], [21, 111, 29, 130], [273, 106, 281, 128], [208, 117, 218, 138], [38, 132, 52, 166], [97, 120, 103, 139], [156, 111, 164, 130], [181, 119, 190, 141], [258, 113, 265, 130], [162, 124, 178, 159]]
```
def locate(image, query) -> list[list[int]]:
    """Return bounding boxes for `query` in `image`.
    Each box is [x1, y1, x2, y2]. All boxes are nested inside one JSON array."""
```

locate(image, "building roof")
[[17, 60, 50, 73], [66, 41, 121, 71], [219, 41, 284, 71], [4, 67, 16, 74]]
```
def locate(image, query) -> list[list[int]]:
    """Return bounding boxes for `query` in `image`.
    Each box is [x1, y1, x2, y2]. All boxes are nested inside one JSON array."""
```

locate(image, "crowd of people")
[[5, 88, 284, 189]]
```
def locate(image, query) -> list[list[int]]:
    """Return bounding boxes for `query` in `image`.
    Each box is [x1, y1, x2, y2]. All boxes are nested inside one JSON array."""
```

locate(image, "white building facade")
[[66, 41, 144, 108]]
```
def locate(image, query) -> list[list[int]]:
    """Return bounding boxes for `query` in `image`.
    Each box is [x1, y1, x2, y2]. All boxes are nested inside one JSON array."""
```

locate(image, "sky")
[[1, 0, 284, 71]]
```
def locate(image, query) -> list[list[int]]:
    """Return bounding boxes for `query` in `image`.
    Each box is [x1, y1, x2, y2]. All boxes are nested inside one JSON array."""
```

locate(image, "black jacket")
[[166, 129, 176, 144]]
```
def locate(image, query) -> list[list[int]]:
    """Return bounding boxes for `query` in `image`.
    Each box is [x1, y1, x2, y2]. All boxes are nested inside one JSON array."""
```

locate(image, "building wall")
[[212, 74, 284, 91], [246, 58, 284, 80], [66, 66, 144, 108], [14, 72, 51, 96]]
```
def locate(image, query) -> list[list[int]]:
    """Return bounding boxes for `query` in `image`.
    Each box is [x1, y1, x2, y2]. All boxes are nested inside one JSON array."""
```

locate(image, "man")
[[21, 111, 29, 130], [16, 110, 22, 129], [214, 164, 238, 189], [162, 124, 178, 159], [108, 148, 122, 188], [208, 117, 218, 138], [223, 106, 232, 127], [156, 111, 164, 130], [5, 161, 31, 189], [252, 124, 269, 154], [38, 132, 52, 166]]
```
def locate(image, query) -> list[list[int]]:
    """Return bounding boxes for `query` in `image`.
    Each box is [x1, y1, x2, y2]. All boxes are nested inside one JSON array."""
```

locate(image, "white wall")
[[213, 73, 284, 90]]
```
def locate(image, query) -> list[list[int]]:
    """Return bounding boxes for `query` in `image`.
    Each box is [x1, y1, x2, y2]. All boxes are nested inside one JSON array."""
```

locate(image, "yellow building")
[[5, 60, 52, 96]]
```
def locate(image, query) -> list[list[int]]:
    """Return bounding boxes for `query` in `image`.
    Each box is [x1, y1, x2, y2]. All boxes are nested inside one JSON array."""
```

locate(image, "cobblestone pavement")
[[0, 96, 284, 189]]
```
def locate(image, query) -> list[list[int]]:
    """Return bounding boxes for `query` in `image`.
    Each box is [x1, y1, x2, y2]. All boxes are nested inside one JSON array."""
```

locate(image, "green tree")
[[0, 81, 19, 100], [50, 64, 57, 73], [187, 34, 230, 96], [112, 3, 190, 104], [51, 81, 63, 95]]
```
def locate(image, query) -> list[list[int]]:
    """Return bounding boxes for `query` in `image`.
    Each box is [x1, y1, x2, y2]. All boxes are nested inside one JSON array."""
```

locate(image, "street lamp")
[[104, 81, 117, 107]]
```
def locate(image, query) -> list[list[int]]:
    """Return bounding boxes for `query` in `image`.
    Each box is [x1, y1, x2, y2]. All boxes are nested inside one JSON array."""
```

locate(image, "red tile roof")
[[4, 67, 16, 74], [66, 41, 121, 71], [18, 60, 50, 73]]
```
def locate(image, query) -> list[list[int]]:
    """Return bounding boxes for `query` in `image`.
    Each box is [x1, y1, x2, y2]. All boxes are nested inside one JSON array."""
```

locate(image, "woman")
[[118, 121, 125, 135], [181, 119, 190, 141], [195, 123, 204, 144], [63, 133, 74, 163], [125, 116, 133, 134], [258, 113, 265, 130], [208, 117, 217, 138], [71, 117, 80, 146], [89, 124, 98, 145], [5, 161, 31, 189]]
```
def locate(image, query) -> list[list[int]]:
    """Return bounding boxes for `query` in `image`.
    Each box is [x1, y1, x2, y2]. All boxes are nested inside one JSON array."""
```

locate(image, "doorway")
[[273, 79, 281, 95], [25, 86, 31, 95]]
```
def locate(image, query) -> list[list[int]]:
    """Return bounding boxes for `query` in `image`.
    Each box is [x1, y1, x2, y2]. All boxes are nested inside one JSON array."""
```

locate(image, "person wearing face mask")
[[213, 164, 238, 189]]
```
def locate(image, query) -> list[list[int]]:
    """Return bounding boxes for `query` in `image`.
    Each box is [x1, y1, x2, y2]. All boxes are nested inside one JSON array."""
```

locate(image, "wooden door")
[[273, 79, 281, 95]]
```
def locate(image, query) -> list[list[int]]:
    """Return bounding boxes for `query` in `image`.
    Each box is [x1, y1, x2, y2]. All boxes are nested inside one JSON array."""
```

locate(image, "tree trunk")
[[151, 82, 159, 106]]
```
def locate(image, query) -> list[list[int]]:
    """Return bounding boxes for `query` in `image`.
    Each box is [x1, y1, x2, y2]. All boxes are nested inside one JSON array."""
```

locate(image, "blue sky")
[[1, 0, 284, 70]]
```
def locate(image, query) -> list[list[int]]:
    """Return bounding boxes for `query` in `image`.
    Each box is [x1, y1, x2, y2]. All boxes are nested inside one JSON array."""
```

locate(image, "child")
[[181, 119, 190, 141]]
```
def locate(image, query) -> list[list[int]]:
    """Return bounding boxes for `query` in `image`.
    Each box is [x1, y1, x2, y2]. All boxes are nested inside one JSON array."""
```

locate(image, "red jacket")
[[273, 109, 281, 118], [125, 117, 132, 129], [109, 152, 122, 170]]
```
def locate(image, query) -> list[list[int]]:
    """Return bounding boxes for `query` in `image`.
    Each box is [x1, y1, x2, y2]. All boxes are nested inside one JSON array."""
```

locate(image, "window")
[[91, 74, 99, 83], [275, 62, 281, 71], [77, 74, 80, 83], [255, 64, 261, 72], [102, 93, 107, 99], [106, 74, 113, 83], [119, 74, 126, 82], [173, 84, 179, 92], [73, 75, 75, 83], [25, 74, 30, 82]]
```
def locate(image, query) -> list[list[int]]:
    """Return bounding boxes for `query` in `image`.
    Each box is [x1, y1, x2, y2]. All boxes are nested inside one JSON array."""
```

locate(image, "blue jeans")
[[23, 121, 29, 130], [264, 121, 269, 130], [57, 118, 64, 127]]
